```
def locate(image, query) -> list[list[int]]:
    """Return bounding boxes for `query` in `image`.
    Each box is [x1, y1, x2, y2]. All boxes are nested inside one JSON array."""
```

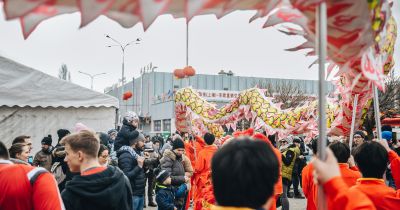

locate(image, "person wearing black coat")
[[115, 111, 140, 151], [118, 134, 146, 210]]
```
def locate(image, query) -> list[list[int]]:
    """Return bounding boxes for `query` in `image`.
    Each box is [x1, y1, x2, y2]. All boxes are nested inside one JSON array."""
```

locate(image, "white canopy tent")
[[0, 56, 119, 153]]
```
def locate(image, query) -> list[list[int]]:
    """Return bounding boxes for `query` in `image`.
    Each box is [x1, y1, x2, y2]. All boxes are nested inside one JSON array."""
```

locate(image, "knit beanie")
[[155, 169, 170, 184], [41, 135, 53, 146], [204, 133, 215, 145], [172, 138, 185, 150], [353, 131, 366, 140], [57, 129, 70, 142]]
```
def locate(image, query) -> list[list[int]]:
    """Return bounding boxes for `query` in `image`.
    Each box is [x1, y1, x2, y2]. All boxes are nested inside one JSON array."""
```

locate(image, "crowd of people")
[[0, 111, 400, 210]]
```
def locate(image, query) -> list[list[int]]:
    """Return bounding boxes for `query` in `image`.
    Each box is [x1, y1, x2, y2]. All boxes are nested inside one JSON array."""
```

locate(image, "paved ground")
[[144, 198, 306, 210]]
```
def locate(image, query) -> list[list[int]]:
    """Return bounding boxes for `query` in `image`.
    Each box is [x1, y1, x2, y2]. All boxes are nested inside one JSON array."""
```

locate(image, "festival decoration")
[[122, 91, 133, 100], [173, 69, 185, 79], [183, 66, 196, 77]]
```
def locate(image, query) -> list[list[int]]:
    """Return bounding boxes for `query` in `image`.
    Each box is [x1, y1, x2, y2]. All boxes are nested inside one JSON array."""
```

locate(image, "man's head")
[[212, 138, 279, 209], [107, 129, 118, 141], [12, 135, 32, 152], [153, 139, 161, 150], [60, 130, 100, 173], [293, 137, 301, 148], [204, 133, 215, 145], [353, 131, 366, 146], [145, 135, 150, 142], [0, 141, 10, 160], [41, 135, 53, 151], [382, 131, 393, 145], [309, 137, 318, 155], [329, 142, 350, 163], [353, 141, 388, 179], [57, 129, 71, 142], [172, 138, 185, 157]]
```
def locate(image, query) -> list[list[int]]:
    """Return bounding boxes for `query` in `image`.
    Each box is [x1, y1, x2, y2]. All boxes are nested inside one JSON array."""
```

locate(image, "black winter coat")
[[155, 186, 175, 210], [117, 148, 146, 196], [61, 166, 132, 210], [114, 122, 139, 151]]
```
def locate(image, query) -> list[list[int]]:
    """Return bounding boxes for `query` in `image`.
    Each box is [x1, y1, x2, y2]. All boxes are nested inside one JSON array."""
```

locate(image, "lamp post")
[[106, 34, 141, 112], [78, 71, 106, 90]]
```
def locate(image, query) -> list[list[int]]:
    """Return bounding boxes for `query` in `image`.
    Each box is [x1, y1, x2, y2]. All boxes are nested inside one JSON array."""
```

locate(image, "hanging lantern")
[[183, 66, 196, 77], [173, 69, 185, 79], [123, 91, 133, 100]]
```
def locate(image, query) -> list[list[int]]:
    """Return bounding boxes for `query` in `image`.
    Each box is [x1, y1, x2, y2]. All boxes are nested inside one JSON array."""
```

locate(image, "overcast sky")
[[0, 2, 399, 92]]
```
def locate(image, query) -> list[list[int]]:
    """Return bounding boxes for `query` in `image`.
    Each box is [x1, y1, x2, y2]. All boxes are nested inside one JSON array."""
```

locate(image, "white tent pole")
[[373, 86, 382, 140], [316, 2, 328, 210], [349, 94, 359, 151]]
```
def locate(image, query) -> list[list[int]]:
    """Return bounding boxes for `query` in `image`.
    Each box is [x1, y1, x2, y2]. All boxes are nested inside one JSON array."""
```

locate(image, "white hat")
[[124, 111, 139, 123]]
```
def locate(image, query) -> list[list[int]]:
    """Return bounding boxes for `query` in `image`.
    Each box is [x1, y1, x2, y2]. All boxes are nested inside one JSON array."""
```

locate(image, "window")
[[163, 119, 171, 132], [154, 120, 161, 132]]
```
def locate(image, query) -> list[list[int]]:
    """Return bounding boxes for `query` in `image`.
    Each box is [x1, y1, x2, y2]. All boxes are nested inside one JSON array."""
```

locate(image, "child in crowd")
[[155, 168, 187, 210]]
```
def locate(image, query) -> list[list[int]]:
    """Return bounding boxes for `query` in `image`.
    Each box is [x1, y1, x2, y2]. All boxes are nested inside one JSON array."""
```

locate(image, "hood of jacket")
[[64, 166, 129, 207], [163, 149, 186, 161]]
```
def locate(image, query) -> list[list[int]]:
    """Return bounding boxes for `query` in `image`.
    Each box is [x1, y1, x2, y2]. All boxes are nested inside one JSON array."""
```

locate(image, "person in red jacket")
[[312, 148, 376, 210], [0, 141, 65, 210], [302, 138, 318, 210], [329, 142, 361, 187], [194, 133, 218, 210], [350, 140, 400, 210]]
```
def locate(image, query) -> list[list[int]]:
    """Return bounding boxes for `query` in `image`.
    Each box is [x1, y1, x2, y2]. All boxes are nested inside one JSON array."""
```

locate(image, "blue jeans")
[[132, 196, 144, 210]]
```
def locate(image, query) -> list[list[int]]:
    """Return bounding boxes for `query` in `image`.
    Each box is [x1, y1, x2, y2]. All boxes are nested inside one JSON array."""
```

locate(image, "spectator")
[[51, 128, 73, 192], [154, 168, 176, 210], [118, 133, 146, 210], [9, 143, 30, 165], [144, 142, 159, 207], [12, 135, 33, 164], [382, 131, 396, 189], [0, 141, 64, 210], [290, 137, 305, 199], [353, 131, 366, 148], [280, 136, 300, 209], [115, 111, 140, 151], [161, 137, 173, 155], [108, 129, 118, 166], [211, 138, 279, 209], [61, 131, 132, 210], [33, 135, 54, 171], [98, 144, 109, 167], [160, 138, 193, 210]]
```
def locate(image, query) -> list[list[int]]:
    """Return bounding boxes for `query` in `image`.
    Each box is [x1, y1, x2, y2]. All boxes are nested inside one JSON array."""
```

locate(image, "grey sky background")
[[0, 2, 399, 92]]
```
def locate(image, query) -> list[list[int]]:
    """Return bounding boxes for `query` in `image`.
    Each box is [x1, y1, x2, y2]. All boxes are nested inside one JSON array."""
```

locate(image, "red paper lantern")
[[123, 91, 133, 100], [173, 69, 185, 79], [183, 66, 196, 77]]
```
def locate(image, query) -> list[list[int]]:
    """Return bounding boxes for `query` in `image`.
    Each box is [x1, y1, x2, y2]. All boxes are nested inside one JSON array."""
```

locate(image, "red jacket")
[[0, 162, 64, 210], [324, 176, 376, 210], [302, 163, 317, 210], [338, 163, 361, 187], [347, 150, 400, 210]]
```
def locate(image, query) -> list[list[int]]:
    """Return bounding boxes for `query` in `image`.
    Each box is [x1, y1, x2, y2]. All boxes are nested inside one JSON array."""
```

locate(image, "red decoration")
[[123, 91, 133, 100], [183, 66, 196, 77], [173, 69, 185, 79]]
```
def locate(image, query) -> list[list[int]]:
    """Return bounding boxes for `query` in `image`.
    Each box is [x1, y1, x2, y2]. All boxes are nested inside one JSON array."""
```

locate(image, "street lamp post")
[[106, 34, 141, 112], [78, 71, 107, 90]]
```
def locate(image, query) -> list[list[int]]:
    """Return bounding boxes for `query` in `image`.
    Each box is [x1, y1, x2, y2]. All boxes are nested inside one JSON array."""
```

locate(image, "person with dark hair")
[[329, 142, 361, 187], [0, 141, 9, 161], [302, 138, 318, 210], [154, 168, 175, 210], [51, 128, 73, 192], [290, 137, 305, 199], [98, 144, 109, 167], [61, 130, 132, 210], [118, 133, 146, 210], [193, 133, 218, 209], [312, 149, 377, 210], [211, 137, 279, 209], [9, 143, 30, 165], [12, 135, 32, 152], [353, 131, 366, 148], [0, 141, 65, 210], [115, 111, 140, 151], [160, 138, 193, 210], [351, 141, 400, 209], [33, 135, 54, 171]]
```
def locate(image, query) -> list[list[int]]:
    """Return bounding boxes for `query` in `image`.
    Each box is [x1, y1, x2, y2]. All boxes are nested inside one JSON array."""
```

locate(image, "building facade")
[[105, 71, 334, 137]]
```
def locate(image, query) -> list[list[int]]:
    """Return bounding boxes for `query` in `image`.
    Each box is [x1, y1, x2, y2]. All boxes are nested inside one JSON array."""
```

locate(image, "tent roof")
[[0, 56, 119, 108]]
